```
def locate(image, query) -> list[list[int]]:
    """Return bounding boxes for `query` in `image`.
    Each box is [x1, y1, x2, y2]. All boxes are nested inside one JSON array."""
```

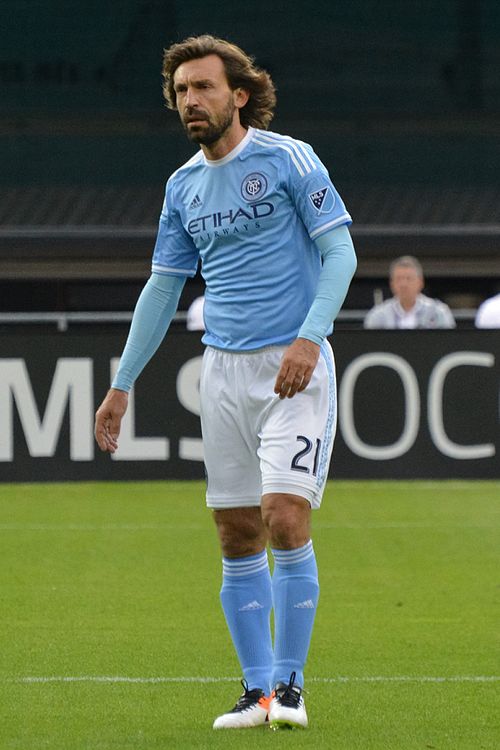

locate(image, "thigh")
[[259, 340, 337, 509], [200, 347, 262, 509]]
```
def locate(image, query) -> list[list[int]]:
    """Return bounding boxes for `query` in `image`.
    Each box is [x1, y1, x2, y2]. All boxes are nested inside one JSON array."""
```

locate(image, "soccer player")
[[94, 35, 357, 730]]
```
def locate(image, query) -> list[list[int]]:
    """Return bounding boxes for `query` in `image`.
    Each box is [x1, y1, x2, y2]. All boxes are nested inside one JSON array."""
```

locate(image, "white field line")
[[6, 675, 500, 685]]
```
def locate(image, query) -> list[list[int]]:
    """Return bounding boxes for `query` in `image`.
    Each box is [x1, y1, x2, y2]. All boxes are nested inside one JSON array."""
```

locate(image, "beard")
[[182, 96, 236, 146]]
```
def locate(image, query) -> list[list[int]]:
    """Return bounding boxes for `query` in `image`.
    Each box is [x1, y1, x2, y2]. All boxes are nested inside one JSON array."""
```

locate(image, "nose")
[[185, 86, 198, 108]]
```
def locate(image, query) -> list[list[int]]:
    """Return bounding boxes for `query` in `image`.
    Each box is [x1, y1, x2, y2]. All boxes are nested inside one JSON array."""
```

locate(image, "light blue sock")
[[220, 550, 273, 694], [271, 540, 320, 689]]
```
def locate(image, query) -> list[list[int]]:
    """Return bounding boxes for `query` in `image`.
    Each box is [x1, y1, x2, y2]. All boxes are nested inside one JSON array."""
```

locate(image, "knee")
[[213, 508, 267, 558], [261, 493, 311, 549]]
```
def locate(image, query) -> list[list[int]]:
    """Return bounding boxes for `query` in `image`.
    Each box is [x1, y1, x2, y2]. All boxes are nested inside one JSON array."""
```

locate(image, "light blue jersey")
[[152, 127, 352, 351]]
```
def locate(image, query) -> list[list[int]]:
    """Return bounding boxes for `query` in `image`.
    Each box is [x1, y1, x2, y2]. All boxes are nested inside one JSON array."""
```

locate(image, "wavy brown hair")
[[162, 35, 276, 130]]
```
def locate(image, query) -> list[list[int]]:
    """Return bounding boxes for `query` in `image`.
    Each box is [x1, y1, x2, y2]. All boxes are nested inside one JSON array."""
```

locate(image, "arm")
[[297, 224, 357, 344], [94, 273, 186, 452], [274, 224, 357, 399]]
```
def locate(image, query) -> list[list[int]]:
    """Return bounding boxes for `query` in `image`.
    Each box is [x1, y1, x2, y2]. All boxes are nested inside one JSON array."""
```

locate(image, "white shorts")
[[200, 342, 337, 510]]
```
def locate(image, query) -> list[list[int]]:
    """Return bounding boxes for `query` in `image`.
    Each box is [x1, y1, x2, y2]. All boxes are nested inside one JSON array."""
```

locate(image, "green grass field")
[[0, 480, 498, 750]]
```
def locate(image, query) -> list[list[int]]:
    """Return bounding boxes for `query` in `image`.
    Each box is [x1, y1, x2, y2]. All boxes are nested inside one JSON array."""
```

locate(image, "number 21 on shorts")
[[291, 435, 321, 476]]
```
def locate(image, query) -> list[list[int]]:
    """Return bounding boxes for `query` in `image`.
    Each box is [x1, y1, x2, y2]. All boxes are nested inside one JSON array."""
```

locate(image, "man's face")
[[390, 265, 424, 308], [173, 55, 240, 146]]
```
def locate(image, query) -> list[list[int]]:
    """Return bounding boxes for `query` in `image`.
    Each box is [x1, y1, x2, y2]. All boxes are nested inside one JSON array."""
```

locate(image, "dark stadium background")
[[1, 0, 499, 322]]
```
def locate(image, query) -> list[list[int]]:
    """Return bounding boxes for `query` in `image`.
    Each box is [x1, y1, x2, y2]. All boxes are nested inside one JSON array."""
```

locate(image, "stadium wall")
[[0, 328, 498, 481]]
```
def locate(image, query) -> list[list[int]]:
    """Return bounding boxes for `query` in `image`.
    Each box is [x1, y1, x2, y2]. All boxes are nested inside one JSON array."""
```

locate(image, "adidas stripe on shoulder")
[[252, 129, 318, 178]]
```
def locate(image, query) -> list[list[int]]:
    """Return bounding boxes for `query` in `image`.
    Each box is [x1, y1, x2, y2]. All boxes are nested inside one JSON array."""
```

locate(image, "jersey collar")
[[202, 127, 255, 167]]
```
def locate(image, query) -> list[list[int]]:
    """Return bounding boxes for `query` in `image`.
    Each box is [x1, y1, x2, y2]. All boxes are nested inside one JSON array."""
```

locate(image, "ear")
[[233, 87, 250, 109]]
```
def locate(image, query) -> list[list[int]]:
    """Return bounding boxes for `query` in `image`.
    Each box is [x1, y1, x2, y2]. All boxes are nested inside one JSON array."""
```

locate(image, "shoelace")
[[274, 671, 302, 708], [229, 679, 265, 713]]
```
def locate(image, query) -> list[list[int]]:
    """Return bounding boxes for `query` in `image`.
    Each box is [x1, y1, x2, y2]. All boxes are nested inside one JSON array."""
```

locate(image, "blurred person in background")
[[475, 292, 500, 328], [186, 294, 205, 330], [364, 255, 456, 329]]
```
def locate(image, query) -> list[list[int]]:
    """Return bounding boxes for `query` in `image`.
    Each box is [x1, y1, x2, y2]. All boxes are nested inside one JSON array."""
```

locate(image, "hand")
[[94, 388, 129, 453], [274, 338, 320, 399]]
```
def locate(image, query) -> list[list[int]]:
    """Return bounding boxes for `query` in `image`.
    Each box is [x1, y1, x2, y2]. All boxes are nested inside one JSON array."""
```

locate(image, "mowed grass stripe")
[[0, 522, 498, 530]]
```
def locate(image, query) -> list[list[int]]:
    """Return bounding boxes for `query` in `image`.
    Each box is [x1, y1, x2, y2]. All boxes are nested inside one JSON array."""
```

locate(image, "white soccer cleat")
[[268, 671, 308, 730], [213, 680, 270, 729]]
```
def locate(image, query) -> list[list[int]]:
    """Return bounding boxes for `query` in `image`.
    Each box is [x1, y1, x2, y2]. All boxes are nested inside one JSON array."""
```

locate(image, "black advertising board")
[[0, 328, 498, 481]]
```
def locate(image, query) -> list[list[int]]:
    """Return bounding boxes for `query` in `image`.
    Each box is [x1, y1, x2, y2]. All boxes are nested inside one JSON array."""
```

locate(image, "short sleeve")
[[151, 178, 199, 277], [283, 141, 352, 240]]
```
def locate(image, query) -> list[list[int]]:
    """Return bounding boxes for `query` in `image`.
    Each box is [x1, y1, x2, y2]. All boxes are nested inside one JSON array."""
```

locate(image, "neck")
[[400, 298, 417, 312], [201, 123, 248, 161]]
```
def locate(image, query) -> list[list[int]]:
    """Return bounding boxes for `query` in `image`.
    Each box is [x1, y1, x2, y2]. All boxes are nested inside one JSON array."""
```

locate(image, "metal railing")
[[0, 308, 476, 332]]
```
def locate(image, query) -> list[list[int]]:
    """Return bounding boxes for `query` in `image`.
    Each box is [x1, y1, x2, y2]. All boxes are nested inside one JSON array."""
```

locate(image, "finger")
[[274, 365, 288, 395], [285, 373, 306, 399], [95, 414, 119, 453], [277, 371, 305, 399], [94, 418, 107, 452], [107, 414, 122, 442], [274, 368, 291, 399], [296, 369, 313, 393], [95, 426, 116, 453], [104, 429, 119, 452], [96, 431, 113, 453], [95, 435, 107, 452]]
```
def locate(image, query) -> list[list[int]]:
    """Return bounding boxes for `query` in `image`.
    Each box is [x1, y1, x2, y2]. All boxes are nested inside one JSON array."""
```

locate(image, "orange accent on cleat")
[[258, 694, 272, 711]]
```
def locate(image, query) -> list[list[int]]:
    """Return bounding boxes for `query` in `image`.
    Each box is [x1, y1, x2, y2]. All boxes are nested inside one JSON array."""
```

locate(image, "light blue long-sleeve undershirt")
[[298, 224, 357, 344], [111, 224, 356, 392], [111, 274, 186, 392]]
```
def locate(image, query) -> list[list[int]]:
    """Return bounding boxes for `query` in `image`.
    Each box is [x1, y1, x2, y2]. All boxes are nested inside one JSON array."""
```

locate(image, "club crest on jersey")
[[308, 186, 335, 214], [241, 172, 268, 203]]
